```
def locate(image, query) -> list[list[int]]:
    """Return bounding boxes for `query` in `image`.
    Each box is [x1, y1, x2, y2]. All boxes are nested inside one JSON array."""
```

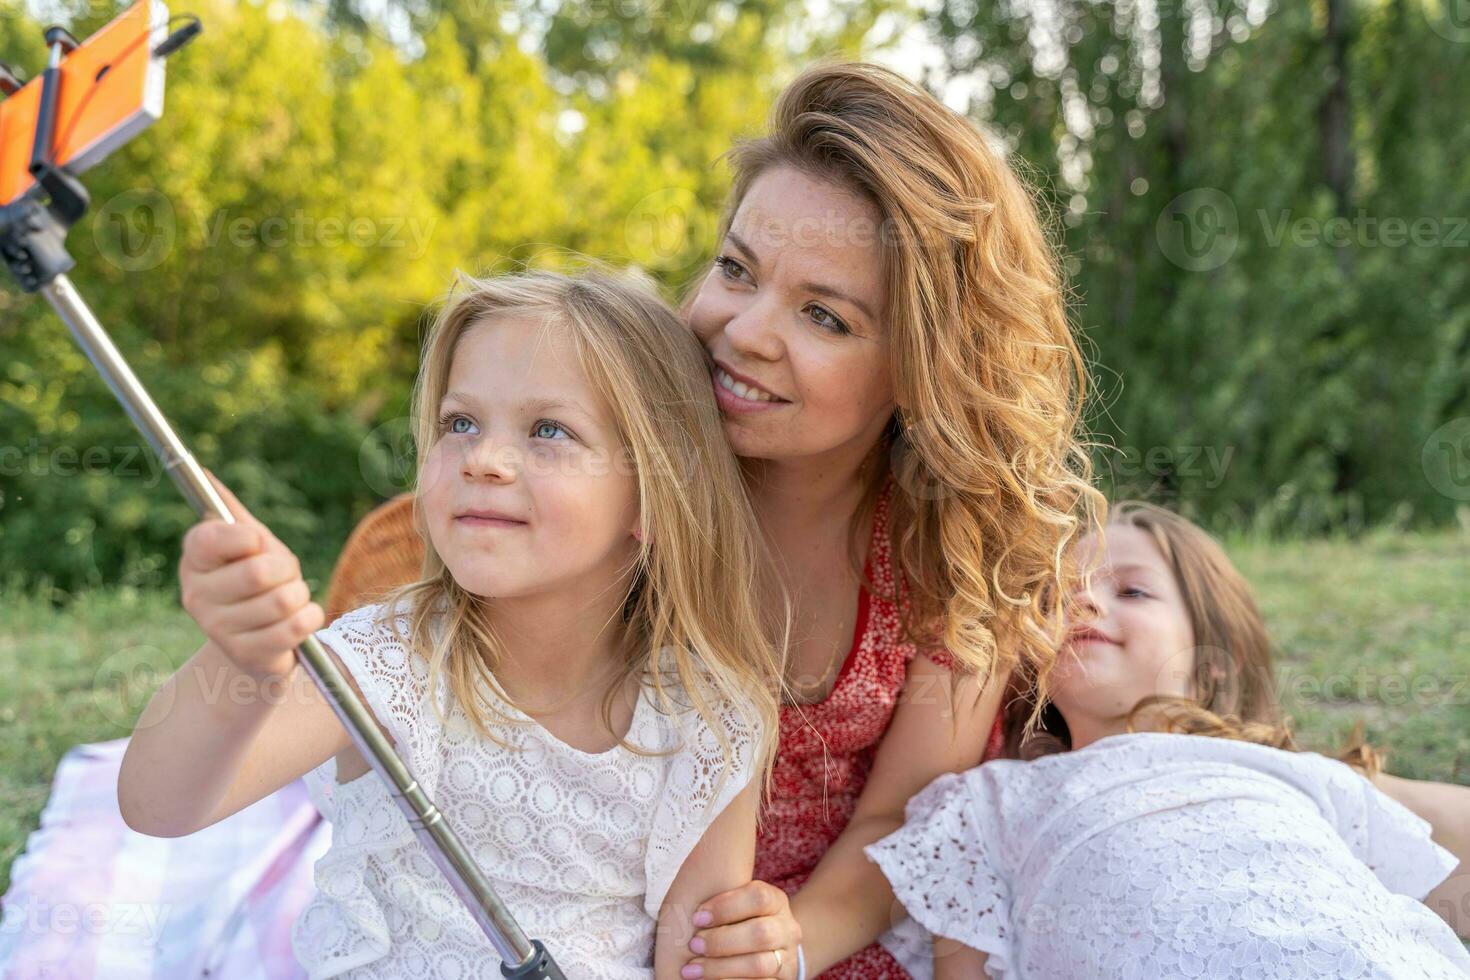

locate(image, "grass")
[[1, 529, 1467, 898], [0, 586, 207, 898], [1230, 526, 1470, 784]]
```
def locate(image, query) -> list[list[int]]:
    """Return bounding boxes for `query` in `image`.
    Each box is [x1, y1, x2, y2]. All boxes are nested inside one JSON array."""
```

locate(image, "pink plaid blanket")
[[0, 737, 327, 979]]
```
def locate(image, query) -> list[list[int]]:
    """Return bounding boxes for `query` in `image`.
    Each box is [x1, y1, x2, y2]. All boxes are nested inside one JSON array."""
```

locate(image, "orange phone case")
[[0, 0, 167, 208]]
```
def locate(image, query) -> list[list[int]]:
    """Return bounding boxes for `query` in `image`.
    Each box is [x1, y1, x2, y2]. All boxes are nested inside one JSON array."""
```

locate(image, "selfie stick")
[[0, 10, 564, 978]]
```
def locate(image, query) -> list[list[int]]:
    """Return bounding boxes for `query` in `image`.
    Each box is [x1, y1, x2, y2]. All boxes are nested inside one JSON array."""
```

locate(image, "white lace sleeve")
[[1312, 754, 1460, 900], [642, 692, 762, 920], [864, 771, 1013, 974], [310, 601, 441, 801]]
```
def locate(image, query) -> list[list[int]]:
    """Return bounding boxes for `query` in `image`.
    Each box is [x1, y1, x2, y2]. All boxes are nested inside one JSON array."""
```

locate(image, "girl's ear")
[[631, 510, 651, 545]]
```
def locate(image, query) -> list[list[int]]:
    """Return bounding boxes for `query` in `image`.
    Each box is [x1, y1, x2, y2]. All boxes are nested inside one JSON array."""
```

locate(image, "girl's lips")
[[455, 516, 525, 528], [1067, 628, 1119, 647]]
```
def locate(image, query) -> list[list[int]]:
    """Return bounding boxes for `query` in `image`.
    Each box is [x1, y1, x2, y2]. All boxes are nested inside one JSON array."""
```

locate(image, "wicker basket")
[[323, 492, 425, 624]]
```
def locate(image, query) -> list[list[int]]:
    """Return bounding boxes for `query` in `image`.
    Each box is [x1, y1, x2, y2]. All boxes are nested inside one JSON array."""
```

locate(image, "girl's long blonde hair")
[[1010, 500, 1384, 777], [695, 61, 1104, 712], [375, 266, 786, 786]]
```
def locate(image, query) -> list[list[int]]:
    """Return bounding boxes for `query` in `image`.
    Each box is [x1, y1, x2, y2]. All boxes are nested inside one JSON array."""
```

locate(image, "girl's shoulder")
[[1027, 731, 1362, 792], [314, 597, 441, 758], [1037, 731, 1421, 832], [638, 658, 766, 761], [327, 594, 424, 635], [888, 733, 1366, 848], [320, 596, 418, 651], [320, 596, 443, 681], [951, 732, 1353, 813], [637, 664, 769, 919], [1072, 730, 1355, 778]]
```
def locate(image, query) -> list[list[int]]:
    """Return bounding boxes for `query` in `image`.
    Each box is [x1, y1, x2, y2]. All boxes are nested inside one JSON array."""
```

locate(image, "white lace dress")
[[290, 600, 761, 979], [865, 731, 1470, 980]]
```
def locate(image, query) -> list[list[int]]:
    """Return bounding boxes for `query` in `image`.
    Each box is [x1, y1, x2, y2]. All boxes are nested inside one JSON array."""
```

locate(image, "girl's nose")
[[461, 434, 518, 482], [1071, 583, 1105, 621]]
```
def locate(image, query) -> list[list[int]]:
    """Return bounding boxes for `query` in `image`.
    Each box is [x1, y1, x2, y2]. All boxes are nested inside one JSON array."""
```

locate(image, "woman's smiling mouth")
[[711, 359, 789, 413]]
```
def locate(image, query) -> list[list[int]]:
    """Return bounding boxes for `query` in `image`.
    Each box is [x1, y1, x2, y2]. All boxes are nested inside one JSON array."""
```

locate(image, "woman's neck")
[[742, 441, 883, 545]]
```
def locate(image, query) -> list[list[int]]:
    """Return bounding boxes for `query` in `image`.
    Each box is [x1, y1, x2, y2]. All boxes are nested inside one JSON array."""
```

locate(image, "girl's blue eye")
[[440, 412, 477, 435], [1119, 586, 1150, 599], [533, 420, 570, 440], [714, 255, 750, 283]]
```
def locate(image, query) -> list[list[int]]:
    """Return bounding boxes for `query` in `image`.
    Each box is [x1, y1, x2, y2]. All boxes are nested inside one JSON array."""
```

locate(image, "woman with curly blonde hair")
[[677, 61, 1103, 980]]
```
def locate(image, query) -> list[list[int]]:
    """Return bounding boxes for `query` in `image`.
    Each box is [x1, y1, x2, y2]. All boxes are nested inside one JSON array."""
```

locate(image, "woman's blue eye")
[[533, 420, 570, 440]]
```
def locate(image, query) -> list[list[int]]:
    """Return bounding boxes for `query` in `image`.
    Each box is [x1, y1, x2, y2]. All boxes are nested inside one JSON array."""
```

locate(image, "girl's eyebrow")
[[1096, 561, 1161, 578], [440, 390, 597, 423]]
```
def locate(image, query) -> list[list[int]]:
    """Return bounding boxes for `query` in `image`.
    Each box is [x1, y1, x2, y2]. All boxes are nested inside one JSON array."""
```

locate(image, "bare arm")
[[654, 780, 762, 980], [685, 655, 1007, 979], [934, 936, 991, 980], [788, 656, 1006, 970], [118, 637, 365, 837], [1371, 771, 1470, 939], [118, 469, 370, 837]]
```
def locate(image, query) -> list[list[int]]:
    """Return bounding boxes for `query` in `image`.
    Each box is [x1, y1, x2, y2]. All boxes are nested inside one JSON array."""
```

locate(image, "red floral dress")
[[755, 476, 1006, 979]]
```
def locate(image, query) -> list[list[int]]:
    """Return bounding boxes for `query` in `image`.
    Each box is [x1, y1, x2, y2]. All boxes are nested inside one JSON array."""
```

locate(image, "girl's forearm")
[[934, 936, 991, 980], [789, 813, 906, 974], [118, 640, 288, 837], [1412, 783, 1470, 940], [1372, 772, 1470, 938]]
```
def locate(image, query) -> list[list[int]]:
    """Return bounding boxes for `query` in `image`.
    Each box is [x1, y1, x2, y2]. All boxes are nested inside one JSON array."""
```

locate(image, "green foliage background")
[[2, 0, 1467, 595]]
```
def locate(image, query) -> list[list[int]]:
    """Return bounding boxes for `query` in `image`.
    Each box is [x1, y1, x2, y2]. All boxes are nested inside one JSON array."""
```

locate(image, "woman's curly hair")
[[699, 61, 1106, 712]]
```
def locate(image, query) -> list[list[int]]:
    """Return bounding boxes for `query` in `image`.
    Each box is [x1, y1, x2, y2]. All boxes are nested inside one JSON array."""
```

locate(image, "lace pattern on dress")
[[292, 600, 761, 979], [865, 733, 1469, 980]]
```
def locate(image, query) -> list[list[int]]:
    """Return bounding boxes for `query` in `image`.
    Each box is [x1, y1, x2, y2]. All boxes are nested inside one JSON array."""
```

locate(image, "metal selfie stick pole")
[[0, 18, 563, 979]]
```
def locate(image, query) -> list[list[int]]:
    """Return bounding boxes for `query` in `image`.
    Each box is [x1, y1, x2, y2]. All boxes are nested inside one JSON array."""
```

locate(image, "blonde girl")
[[866, 501, 1470, 978], [118, 268, 786, 979]]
